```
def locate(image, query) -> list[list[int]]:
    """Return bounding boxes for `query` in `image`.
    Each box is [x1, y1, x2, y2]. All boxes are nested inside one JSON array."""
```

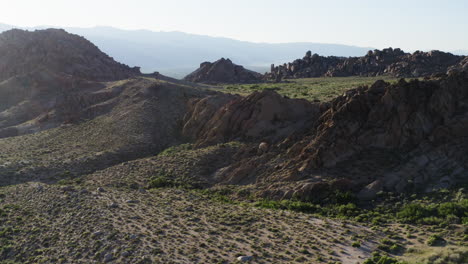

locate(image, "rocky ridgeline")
[[266, 48, 465, 80], [183, 58, 263, 84], [0, 28, 140, 82]]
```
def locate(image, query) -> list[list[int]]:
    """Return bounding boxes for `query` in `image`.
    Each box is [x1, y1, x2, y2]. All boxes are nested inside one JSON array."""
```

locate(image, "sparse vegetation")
[[216, 76, 400, 102]]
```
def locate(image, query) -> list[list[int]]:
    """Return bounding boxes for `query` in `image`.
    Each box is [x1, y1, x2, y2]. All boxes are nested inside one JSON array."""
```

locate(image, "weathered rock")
[[183, 58, 263, 84], [237, 255, 253, 262], [258, 142, 269, 155]]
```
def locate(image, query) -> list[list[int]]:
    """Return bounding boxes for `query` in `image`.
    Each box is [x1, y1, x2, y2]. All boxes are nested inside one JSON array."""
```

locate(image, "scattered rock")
[[257, 142, 269, 155], [61, 186, 75, 192], [109, 203, 119, 208], [237, 255, 253, 262], [104, 253, 114, 262], [92, 231, 103, 238]]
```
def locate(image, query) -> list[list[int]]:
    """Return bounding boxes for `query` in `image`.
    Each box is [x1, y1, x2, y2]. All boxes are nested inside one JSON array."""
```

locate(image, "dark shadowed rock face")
[[183, 58, 263, 84], [0, 28, 140, 82], [267, 48, 465, 80]]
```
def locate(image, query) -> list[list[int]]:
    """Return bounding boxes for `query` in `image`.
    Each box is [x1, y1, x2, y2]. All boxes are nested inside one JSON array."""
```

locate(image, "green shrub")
[[363, 254, 407, 264], [351, 241, 361, 248], [397, 204, 429, 223], [148, 170, 174, 188], [426, 234, 445, 246]]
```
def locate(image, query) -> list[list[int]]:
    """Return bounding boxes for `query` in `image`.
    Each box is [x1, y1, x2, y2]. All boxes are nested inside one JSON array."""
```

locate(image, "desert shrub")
[[158, 143, 192, 156], [148, 170, 175, 188], [426, 234, 445, 246], [363, 253, 407, 264], [420, 247, 468, 264], [396, 199, 468, 225], [351, 241, 361, 248], [253, 199, 320, 214], [396, 204, 429, 223]]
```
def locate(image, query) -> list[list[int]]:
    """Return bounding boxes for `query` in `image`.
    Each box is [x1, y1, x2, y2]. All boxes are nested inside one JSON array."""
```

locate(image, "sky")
[[0, 0, 467, 51]]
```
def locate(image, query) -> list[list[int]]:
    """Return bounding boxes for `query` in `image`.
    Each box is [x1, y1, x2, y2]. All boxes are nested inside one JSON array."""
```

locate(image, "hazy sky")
[[1, 0, 467, 51]]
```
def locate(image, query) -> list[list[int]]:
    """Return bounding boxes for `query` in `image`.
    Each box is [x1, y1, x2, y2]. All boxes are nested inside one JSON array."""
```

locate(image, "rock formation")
[[183, 58, 263, 84], [266, 48, 465, 80], [183, 90, 320, 146]]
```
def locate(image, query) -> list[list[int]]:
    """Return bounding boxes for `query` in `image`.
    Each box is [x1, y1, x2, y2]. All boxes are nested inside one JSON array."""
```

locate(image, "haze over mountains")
[[0, 23, 375, 77]]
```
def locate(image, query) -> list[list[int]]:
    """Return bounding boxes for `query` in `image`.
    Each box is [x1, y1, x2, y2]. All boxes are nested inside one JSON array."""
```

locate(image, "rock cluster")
[[266, 48, 465, 80], [0, 28, 140, 82], [183, 58, 263, 84]]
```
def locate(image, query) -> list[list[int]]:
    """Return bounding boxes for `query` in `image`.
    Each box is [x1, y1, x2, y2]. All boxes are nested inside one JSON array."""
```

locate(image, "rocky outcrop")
[[0, 28, 140, 82], [266, 52, 344, 80], [183, 58, 263, 84], [266, 48, 465, 80], [182, 90, 321, 146]]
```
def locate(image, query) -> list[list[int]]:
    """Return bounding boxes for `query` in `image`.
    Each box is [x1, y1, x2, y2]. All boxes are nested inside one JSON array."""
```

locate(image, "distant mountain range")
[[452, 50, 468, 56], [0, 23, 464, 78], [0, 23, 376, 77]]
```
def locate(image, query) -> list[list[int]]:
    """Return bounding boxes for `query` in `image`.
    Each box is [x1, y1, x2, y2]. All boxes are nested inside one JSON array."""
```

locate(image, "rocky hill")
[[0, 29, 145, 138], [183, 58, 263, 84], [267, 48, 465, 80], [0, 28, 140, 82]]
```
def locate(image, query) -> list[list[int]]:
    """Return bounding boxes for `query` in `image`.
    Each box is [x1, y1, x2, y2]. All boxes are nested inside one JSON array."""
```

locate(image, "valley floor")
[[0, 182, 466, 264]]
